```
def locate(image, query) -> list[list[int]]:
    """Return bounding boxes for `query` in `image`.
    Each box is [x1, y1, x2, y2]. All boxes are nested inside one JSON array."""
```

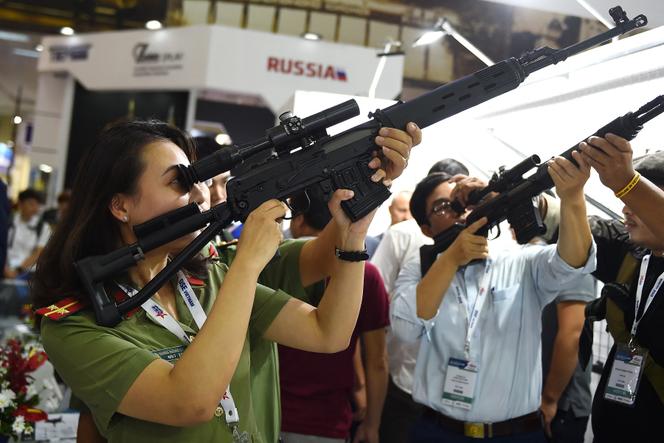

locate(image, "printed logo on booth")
[[132, 43, 185, 78], [49, 44, 92, 62], [267, 57, 348, 82]]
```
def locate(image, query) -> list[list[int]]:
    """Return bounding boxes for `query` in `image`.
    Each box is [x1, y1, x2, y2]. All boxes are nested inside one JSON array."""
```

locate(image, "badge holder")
[[442, 357, 480, 411], [604, 340, 648, 407]]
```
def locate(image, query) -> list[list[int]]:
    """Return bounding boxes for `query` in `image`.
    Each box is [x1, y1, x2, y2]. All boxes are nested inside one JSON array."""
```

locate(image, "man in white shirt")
[[391, 152, 595, 442], [5, 189, 51, 278], [375, 159, 469, 443]]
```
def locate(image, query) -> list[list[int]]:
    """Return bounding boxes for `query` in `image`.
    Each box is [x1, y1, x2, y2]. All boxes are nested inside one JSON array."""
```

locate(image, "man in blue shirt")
[[390, 153, 596, 443]]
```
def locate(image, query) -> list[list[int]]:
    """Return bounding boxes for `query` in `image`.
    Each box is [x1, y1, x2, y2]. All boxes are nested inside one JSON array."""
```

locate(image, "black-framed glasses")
[[427, 198, 459, 219]]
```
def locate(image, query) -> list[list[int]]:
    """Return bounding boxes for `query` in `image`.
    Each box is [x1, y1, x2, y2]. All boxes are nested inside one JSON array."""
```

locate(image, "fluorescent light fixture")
[[369, 40, 403, 99], [413, 18, 494, 66], [413, 29, 445, 47], [39, 164, 53, 173], [35, 44, 44, 52], [13, 48, 40, 58], [145, 20, 163, 30], [13, 116, 22, 125], [60, 27, 75, 36], [0, 31, 29, 43], [301, 32, 322, 41], [215, 133, 232, 145]]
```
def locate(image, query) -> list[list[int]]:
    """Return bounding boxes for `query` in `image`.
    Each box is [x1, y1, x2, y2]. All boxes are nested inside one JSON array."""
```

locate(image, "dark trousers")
[[548, 409, 588, 443], [411, 411, 547, 443], [378, 378, 424, 443]]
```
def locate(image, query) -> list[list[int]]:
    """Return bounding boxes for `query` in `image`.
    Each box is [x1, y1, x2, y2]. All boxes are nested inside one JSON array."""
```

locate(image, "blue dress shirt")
[[391, 243, 596, 423]]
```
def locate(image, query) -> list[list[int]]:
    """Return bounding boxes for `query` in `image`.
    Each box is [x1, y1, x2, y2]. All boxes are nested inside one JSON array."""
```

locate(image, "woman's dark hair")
[[33, 120, 199, 311], [410, 172, 452, 227]]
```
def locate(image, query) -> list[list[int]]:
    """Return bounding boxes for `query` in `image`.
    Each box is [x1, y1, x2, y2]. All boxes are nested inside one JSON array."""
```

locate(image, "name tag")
[[153, 345, 186, 363], [604, 343, 647, 406], [442, 358, 479, 410]]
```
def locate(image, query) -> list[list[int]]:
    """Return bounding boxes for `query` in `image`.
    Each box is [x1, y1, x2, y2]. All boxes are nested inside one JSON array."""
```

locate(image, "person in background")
[[365, 191, 413, 258], [193, 136, 234, 245], [540, 273, 595, 443], [42, 189, 71, 228], [391, 149, 594, 442], [387, 191, 412, 226], [512, 217, 595, 443], [5, 188, 50, 278], [280, 192, 390, 443], [375, 158, 469, 443]]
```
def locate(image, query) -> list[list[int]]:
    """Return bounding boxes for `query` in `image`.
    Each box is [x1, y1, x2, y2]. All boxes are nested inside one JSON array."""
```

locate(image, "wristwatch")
[[335, 247, 369, 262]]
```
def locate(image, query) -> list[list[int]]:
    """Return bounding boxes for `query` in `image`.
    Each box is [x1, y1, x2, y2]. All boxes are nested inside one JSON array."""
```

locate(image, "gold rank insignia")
[[35, 297, 86, 320]]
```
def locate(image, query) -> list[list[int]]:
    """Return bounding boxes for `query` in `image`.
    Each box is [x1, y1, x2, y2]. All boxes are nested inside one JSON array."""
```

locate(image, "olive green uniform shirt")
[[42, 240, 315, 443]]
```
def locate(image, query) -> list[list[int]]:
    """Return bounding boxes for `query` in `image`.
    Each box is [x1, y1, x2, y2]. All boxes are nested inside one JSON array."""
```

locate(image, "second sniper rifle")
[[420, 95, 664, 275], [74, 6, 646, 326]]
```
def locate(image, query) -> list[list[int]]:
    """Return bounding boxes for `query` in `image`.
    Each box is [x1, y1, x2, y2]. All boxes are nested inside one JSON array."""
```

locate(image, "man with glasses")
[[390, 162, 596, 442], [376, 162, 469, 443]]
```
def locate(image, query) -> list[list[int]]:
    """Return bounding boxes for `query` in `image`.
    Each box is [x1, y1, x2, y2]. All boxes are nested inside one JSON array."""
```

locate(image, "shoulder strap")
[[616, 253, 639, 285]]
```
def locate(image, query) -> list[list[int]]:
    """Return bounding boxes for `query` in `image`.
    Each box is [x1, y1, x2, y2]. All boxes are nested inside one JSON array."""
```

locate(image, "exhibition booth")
[[33, 24, 404, 197]]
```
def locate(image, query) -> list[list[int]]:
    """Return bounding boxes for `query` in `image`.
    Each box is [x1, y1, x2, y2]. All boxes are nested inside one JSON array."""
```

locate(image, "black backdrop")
[[66, 82, 189, 187]]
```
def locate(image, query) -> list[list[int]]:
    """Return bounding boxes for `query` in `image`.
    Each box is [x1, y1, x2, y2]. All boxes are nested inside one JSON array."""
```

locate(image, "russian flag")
[[336, 69, 348, 81]]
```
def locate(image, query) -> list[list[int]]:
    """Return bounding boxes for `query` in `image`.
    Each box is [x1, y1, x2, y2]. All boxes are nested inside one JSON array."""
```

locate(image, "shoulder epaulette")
[[36, 298, 87, 320]]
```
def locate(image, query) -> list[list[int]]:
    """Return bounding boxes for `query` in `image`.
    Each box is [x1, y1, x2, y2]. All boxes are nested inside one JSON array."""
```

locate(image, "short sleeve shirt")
[[279, 263, 390, 438], [41, 243, 305, 443], [7, 214, 51, 269]]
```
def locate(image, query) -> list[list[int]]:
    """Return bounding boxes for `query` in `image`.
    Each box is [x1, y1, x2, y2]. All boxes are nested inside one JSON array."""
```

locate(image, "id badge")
[[442, 358, 479, 410], [604, 343, 648, 407]]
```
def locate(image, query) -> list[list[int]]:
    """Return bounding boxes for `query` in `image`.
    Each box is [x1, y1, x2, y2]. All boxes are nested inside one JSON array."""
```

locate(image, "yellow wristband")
[[614, 173, 641, 199]]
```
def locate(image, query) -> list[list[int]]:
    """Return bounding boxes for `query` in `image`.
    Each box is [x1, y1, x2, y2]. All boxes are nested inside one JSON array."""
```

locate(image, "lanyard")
[[117, 271, 240, 425], [454, 260, 492, 360], [631, 254, 664, 340]]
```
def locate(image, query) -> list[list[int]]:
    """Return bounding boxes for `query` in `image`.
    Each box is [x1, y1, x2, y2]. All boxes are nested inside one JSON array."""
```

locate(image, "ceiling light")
[[13, 116, 22, 125], [0, 31, 29, 43], [60, 27, 75, 36], [215, 133, 232, 145], [145, 20, 163, 31], [35, 44, 44, 52], [13, 48, 40, 58], [413, 18, 494, 66], [39, 164, 53, 173], [413, 29, 445, 48], [301, 32, 322, 41]]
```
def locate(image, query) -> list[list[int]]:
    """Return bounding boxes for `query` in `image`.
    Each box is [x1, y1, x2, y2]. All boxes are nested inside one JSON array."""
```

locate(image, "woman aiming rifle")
[[32, 119, 420, 443]]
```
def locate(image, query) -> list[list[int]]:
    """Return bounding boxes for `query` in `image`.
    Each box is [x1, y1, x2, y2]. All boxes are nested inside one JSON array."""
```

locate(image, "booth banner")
[[38, 26, 209, 89], [38, 25, 403, 111]]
